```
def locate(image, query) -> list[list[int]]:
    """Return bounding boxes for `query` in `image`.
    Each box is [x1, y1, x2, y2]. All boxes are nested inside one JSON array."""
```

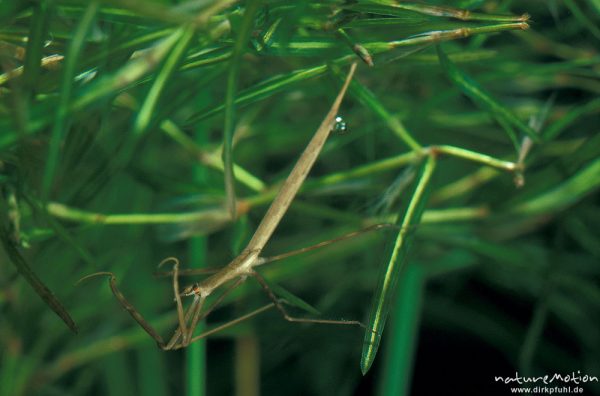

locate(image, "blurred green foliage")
[[0, 1, 599, 395]]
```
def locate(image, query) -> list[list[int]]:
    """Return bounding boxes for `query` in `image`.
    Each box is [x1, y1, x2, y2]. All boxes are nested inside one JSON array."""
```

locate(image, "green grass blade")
[[97, 0, 190, 25], [543, 97, 600, 141], [25, 196, 97, 269], [4, 2, 599, 394], [336, 28, 374, 66], [433, 145, 517, 172], [73, 28, 184, 111], [0, 226, 78, 334], [270, 283, 321, 316], [160, 119, 266, 192], [84, 27, 174, 65], [41, 1, 99, 201], [564, 134, 600, 173], [223, 0, 262, 220], [133, 25, 195, 137], [186, 112, 210, 396], [564, 0, 600, 40], [22, 0, 51, 96], [361, 154, 436, 374], [511, 157, 600, 215], [0, 43, 189, 150], [186, 64, 330, 123], [436, 45, 540, 146], [331, 65, 421, 151], [112, 26, 196, 174], [384, 23, 529, 50], [378, 263, 424, 396], [359, 0, 529, 22], [564, 216, 600, 258], [40, 314, 175, 383], [46, 201, 231, 230], [518, 299, 549, 376]]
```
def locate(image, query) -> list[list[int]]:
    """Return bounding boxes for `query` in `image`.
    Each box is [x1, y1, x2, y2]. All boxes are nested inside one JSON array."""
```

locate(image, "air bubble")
[[333, 116, 348, 134]]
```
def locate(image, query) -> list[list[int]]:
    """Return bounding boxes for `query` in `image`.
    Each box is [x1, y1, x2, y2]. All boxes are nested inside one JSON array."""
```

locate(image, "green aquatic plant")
[[0, 1, 598, 395]]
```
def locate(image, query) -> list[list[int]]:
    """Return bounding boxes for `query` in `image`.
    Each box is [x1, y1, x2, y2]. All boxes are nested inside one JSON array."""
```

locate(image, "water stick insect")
[[79, 63, 384, 351]]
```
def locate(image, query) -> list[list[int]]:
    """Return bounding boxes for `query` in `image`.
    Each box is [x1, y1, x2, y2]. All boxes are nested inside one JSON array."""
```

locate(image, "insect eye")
[[181, 285, 195, 296]]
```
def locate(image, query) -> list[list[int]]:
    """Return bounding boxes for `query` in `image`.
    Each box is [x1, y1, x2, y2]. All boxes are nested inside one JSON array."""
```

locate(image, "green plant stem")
[[364, 1, 529, 22], [378, 263, 424, 396], [168, 128, 515, 196], [310, 152, 420, 186], [330, 66, 421, 150], [564, 0, 600, 41], [419, 205, 489, 223], [431, 145, 517, 171], [133, 25, 195, 137], [0, 227, 78, 334], [223, 0, 262, 220], [0, 22, 528, 148], [114, 25, 196, 168], [73, 28, 185, 111], [511, 157, 600, 215], [22, 0, 51, 96], [432, 166, 498, 203], [46, 202, 222, 224], [336, 28, 374, 66], [187, 121, 209, 396], [361, 154, 436, 374], [45, 143, 516, 226], [161, 119, 266, 191], [46, 200, 488, 226], [24, 194, 97, 268], [110, 92, 266, 192], [518, 300, 549, 376], [41, 1, 99, 201], [436, 44, 539, 147], [234, 336, 260, 396], [385, 23, 528, 49], [431, 138, 588, 204], [38, 314, 175, 384]]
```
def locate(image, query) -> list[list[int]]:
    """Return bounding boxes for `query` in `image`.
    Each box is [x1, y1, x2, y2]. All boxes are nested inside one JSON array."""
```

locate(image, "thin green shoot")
[[223, 0, 262, 220], [41, 1, 99, 201], [361, 154, 436, 374], [0, 226, 78, 333]]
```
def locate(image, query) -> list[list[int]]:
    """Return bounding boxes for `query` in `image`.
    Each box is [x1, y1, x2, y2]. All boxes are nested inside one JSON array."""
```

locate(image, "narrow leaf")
[[42, 1, 99, 201], [223, 0, 263, 220], [26, 196, 97, 268], [133, 25, 195, 137], [543, 97, 600, 141], [186, 64, 329, 123], [73, 28, 184, 111], [353, 1, 529, 23], [0, 227, 78, 333], [378, 263, 424, 396], [331, 65, 421, 151], [22, 0, 51, 96], [436, 45, 540, 145], [271, 283, 321, 316], [511, 157, 600, 215], [361, 154, 436, 374], [110, 25, 197, 175]]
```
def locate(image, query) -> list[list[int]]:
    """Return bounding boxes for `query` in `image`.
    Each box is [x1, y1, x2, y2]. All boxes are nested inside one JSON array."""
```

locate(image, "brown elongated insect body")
[[80, 63, 371, 351]]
